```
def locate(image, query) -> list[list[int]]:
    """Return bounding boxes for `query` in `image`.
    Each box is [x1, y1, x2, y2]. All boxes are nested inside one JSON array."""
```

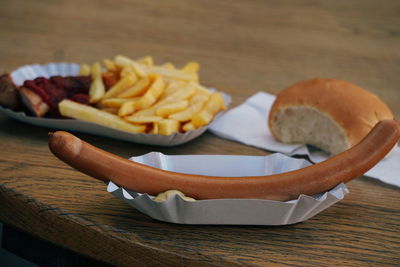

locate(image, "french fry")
[[89, 78, 106, 103], [124, 115, 163, 124], [191, 92, 225, 127], [146, 65, 198, 81], [120, 65, 136, 78], [134, 74, 164, 110], [156, 100, 189, 117], [168, 92, 209, 121], [159, 80, 187, 100], [189, 93, 210, 104], [79, 64, 91, 76], [103, 59, 117, 71], [133, 85, 194, 116], [194, 83, 212, 96], [131, 106, 157, 117], [157, 119, 180, 135], [103, 74, 138, 99], [91, 62, 102, 76], [116, 55, 198, 81], [137, 56, 153, 66], [169, 99, 207, 122], [149, 122, 159, 134], [182, 121, 196, 132], [99, 97, 135, 108], [89, 62, 106, 103], [117, 76, 151, 98], [182, 62, 200, 73], [118, 99, 140, 117], [59, 100, 146, 133], [114, 55, 146, 77], [162, 62, 175, 69], [160, 83, 196, 103], [100, 107, 118, 114]]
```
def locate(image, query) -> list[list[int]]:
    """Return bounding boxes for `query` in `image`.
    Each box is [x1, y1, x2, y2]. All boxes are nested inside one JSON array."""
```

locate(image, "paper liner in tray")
[[107, 152, 349, 225], [1, 62, 230, 146]]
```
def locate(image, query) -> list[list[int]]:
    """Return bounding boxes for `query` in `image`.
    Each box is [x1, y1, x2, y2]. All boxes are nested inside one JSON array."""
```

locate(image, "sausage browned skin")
[[48, 120, 400, 201]]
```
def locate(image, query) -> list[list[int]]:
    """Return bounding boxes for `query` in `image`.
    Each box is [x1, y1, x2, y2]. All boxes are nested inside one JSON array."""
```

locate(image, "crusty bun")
[[268, 78, 394, 154]]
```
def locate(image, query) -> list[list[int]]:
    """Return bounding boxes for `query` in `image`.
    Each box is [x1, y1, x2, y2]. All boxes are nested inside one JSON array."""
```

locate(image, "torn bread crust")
[[270, 106, 351, 155], [268, 78, 394, 155]]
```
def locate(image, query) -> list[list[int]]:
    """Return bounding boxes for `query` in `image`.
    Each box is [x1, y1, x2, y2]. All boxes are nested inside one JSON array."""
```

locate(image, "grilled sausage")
[[49, 120, 400, 201]]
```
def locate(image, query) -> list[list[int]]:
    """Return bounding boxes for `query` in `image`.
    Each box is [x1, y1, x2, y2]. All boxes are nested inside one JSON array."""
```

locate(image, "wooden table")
[[1, 0, 399, 266]]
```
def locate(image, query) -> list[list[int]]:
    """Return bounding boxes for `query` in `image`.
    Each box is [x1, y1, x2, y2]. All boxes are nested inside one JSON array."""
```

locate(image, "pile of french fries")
[[58, 55, 226, 135]]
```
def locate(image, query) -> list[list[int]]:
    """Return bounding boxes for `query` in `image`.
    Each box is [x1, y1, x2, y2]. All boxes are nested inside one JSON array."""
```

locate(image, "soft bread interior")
[[270, 106, 351, 155]]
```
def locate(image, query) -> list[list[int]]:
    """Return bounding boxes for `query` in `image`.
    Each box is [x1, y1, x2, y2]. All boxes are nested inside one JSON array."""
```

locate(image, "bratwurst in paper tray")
[[49, 119, 400, 201]]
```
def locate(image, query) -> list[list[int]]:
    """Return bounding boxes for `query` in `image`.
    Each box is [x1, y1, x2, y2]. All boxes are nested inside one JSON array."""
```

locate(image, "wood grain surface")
[[0, 0, 399, 266]]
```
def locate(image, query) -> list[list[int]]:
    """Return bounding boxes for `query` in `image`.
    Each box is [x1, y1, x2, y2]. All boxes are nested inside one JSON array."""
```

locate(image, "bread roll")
[[268, 78, 394, 154]]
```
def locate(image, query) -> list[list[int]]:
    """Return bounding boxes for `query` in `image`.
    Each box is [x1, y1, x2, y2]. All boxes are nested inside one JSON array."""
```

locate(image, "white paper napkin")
[[209, 92, 400, 187]]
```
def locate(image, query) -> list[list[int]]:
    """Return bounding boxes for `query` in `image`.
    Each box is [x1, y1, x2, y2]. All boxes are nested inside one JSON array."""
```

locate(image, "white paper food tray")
[[0, 62, 230, 146], [107, 152, 349, 225]]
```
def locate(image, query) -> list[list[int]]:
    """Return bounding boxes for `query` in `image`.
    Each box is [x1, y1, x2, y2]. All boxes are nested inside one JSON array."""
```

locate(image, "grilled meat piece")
[[19, 87, 50, 117], [0, 73, 91, 117], [22, 76, 91, 117], [0, 74, 21, 110]]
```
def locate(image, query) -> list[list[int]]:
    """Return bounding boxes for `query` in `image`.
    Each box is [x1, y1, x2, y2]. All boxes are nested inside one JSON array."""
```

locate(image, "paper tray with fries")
[[107, 152, 349, 225], [1, 61, 230, 146]]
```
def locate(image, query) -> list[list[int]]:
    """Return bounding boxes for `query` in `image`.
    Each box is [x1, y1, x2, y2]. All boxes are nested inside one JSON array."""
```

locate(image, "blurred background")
[[0, 0, 399, 113]]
